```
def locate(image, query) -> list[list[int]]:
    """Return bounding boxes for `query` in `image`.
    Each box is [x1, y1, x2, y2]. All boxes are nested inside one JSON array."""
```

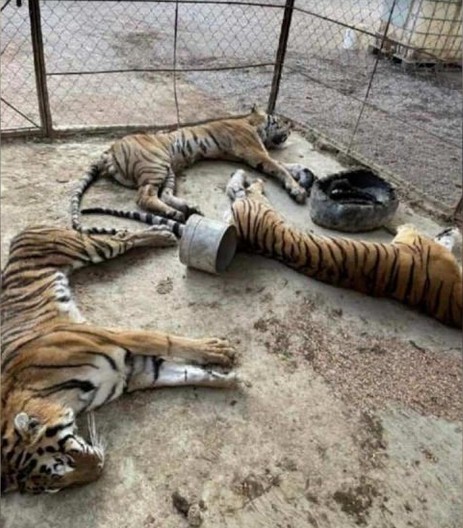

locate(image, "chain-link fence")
[[1, 0, 462, 215]]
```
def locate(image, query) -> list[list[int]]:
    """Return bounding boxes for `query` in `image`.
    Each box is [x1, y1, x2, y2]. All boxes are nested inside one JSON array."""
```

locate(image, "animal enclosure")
[[1, 2, 462, 526], [2, 0, 462, 217]]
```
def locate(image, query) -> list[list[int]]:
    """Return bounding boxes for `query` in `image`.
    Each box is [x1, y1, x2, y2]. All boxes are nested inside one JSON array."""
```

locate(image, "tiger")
[[1, 222, 238, 494], [70, 106, 315, 234], [225, 169, 462, 328]]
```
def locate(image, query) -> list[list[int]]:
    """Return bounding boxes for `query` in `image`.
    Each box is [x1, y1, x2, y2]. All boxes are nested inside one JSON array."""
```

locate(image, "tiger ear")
[[14, 413, 42, 443], [251, 103, 260, 113]]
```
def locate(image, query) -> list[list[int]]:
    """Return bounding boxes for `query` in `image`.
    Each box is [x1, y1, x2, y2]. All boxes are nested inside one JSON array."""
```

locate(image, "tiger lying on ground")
[[225, 170, 462, 328], [70, 106, 315, 234], [1, 222, 237, 494]]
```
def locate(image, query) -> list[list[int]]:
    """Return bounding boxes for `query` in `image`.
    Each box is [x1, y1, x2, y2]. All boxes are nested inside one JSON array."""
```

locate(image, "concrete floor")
[[1, 133, 461, 528]]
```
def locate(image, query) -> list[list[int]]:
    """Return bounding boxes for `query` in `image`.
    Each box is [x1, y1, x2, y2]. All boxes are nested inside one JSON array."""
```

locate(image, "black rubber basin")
[[310, 168, 399, 232]]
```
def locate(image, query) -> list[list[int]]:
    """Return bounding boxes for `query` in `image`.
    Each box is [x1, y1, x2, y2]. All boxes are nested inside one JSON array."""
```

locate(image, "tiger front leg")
[[239, 150, 307, 204], [155, 361, 238, 389], [101, 328, 236, 368], [125, 358, 239, 392], [159, 167, 203, 219], [283, 163, 316, 192], [226, 169, 270, 206], [160, 189, 203, 219]]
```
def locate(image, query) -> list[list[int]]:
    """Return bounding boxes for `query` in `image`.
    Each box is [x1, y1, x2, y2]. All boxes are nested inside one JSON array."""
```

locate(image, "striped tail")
[[81, 207, 183, 238], [71, 161, 103, 232]]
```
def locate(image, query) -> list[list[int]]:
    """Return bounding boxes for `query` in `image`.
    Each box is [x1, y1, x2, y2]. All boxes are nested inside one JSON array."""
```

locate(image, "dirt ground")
[[1, 133, 461, 528]]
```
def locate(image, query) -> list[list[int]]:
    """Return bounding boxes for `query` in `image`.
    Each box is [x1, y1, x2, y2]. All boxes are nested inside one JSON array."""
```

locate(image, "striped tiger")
[[1, 223, 237, 494], [226, 170, 462, 328], [70, 106, 315, 233]]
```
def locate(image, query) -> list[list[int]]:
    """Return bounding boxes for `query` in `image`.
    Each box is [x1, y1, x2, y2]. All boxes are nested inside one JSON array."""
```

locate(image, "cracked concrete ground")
[[1, 133, 461, 528]]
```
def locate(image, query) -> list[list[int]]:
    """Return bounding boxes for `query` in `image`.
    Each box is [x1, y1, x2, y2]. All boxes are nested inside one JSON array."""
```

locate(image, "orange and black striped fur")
[[1, 224, 237, 494], [226, 170, 462, 328], [70, 106, 315, 233]]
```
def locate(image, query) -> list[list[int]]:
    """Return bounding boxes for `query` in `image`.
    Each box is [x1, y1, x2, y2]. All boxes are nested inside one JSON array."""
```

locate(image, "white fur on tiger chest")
[[71, 348, 127, 413], [87, 348, 127, 410]]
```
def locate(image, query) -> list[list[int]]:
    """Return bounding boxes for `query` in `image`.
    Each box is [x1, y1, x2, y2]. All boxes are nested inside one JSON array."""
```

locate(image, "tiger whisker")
[[86, 412, 106, 457]]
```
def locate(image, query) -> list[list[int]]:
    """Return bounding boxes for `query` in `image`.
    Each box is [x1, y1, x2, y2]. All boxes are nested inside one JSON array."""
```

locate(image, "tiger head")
[[248, 104, 292, 149], [1, 401, 104, 494]]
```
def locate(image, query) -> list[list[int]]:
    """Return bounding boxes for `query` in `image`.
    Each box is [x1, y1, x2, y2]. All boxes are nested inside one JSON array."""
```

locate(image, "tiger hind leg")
[[4, 225, 176, 275], [137, 183, 186, 222], [125, 357, 238, 392], [160, 168, 203, 218], [120, 225, 178, 249]]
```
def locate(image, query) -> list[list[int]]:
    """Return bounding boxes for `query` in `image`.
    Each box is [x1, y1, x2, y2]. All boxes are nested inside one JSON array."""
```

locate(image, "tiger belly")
[[170, 130, 222, 169]]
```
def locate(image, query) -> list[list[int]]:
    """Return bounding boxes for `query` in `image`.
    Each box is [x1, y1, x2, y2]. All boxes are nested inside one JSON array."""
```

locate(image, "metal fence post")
[[29, 0, 52, 136], [453, 194, 463, 224], [267, 0, 295, 114]]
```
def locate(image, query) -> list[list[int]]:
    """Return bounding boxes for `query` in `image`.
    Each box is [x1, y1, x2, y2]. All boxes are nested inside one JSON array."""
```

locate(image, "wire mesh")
[[1, 0, 461, 213], [14, 0, 287, 129], [1, 0, 41, 131], [275, 0, 462, 211]]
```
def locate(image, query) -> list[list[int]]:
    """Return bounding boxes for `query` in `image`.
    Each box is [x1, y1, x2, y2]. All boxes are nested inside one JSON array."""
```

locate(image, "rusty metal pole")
[[453, 192, 463, 226], [267, 0, 295, 114], [29, 0, 52, 136]]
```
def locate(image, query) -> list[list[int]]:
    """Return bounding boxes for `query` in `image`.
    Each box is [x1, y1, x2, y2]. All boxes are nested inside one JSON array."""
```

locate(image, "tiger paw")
[[167, 210, 186, 223], [284, 163, 316, 192], [145, 229, 178, 247], [209, 370, 241, 389], [200, 337, 236, 367], [286, 184, 307, 204], [224, 371, 242, 389]]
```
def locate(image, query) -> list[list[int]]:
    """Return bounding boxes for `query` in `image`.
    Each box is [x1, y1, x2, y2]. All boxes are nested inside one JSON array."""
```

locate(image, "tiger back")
[[226, 170, 462, 328]]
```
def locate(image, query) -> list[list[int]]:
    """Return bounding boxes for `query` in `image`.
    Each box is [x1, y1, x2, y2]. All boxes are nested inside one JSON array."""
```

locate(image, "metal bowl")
[[179, 215, 238, 274]]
